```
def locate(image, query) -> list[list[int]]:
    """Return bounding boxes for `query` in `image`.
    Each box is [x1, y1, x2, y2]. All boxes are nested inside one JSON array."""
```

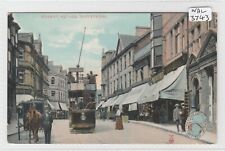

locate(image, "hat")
[[175, 104, 180, 107]]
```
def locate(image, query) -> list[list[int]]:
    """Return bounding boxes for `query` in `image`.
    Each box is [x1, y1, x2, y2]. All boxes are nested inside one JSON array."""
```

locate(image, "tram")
[[67, 27, 97, 131]]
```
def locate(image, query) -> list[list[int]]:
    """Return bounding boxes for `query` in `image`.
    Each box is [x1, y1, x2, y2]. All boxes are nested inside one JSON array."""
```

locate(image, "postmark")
[[185, 111, 208, 139]]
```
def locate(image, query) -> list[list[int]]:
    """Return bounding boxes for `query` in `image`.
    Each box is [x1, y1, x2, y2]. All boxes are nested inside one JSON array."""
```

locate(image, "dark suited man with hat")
[[42, 107, 53, 144]]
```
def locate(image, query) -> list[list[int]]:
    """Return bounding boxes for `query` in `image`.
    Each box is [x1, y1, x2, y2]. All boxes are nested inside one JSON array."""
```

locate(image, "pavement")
[[7, 117, 24, 136], [129, 120, 216, 144]]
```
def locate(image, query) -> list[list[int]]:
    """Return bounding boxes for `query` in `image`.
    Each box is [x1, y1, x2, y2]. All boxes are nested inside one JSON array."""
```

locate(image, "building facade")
[[16, 33, 49, 104], [48, 61, 68, 118], [7, 14, 20, 124], [162, 12, 217, 128], [101, 27, 153, 99]]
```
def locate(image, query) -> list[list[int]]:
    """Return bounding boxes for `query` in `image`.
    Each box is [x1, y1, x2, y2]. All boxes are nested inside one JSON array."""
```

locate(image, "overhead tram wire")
[[77, 27, 86, 68]]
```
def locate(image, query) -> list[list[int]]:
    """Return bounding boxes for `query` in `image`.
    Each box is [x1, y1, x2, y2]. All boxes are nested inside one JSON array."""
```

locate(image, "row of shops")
[[47, 100, 69, 119], [97, 65, 187, 123]]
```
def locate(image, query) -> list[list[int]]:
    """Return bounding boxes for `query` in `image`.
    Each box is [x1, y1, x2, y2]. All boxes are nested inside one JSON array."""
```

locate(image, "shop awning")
[[138, 65, 186, 104], [113, 93, 129, 106], [16, 94, 34, 105], [47, 100, 55, 110], [59, 103, 68, 111], [102, 96, 118, 108], [96, 101, 105, 110], [49, 102, 60, 110], [160, 66, 187, 101], [122, 83, 148, 105]]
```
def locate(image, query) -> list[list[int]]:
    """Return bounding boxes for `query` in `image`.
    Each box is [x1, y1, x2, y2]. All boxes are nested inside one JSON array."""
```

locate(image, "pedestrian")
[[42, 108, 53, 144], [115, 107, 123, 130], [180, 103, 188, 132], [173, 104, 182, 132]]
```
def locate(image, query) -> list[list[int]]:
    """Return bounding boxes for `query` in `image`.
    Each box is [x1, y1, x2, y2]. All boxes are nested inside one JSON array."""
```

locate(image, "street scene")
[[7, 12, 217, 144]]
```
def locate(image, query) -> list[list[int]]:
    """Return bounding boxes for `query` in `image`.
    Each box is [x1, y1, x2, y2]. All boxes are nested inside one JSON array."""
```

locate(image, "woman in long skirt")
[[115, 109, 123, 130]]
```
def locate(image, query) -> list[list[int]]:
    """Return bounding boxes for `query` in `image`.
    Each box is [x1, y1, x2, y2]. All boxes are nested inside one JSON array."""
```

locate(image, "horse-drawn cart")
[[18, 100, 45, 130]]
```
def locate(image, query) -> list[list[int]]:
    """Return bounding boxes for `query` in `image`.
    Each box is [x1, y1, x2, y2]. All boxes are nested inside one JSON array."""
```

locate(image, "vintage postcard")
[[2, 1, 225, 151], [7, 11, 217, 145]]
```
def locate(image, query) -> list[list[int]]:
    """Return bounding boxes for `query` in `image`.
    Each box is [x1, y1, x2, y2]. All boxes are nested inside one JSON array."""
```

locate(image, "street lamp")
[[16, 105, 22, 140]]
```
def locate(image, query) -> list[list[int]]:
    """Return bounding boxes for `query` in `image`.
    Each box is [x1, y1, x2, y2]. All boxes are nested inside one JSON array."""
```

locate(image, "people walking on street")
[[180, 103, 188, 132], [42, 108, 53, 144], [115, 107, 123, 130], [173, 104, 182, 132]]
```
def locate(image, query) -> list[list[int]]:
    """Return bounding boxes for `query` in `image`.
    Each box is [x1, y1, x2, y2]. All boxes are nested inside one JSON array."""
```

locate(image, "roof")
[[119, 34, 139, 50]]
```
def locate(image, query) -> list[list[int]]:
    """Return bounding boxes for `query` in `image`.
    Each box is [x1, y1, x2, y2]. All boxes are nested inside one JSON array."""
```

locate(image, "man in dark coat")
[[42, 109, 53, 144]]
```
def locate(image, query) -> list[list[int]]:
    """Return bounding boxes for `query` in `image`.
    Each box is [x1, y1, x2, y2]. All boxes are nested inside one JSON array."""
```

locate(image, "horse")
[[26, 107, 42, 143]]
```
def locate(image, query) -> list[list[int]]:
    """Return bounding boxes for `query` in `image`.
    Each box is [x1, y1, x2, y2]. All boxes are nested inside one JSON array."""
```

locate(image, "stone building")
[[101, 50, 115, 99], [7, 14, 20, 124], [16, 33, 49, 104], [48, 61, 68, 118], [162, 12, 217, 126], [101, 27, 155, 119], [187, 14, 217, 130]]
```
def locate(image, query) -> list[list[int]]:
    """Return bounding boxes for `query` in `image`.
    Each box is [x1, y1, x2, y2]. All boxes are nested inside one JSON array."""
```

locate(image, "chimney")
[[135, 26, 151, 37]]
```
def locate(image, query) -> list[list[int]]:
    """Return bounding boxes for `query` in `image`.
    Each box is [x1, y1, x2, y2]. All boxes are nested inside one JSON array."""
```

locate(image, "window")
[[117, 79, 119, 90], [136, 70, 138, 82], [196, 37, 201, 50], [8, 51, 11, 62], [191, 30, 195, 52], [51, 91, 55, 97], [129, 51, 131, 65], [7, 28, 10, 39], [154, 45, 163, 66], [113, 64, 115, 76], [153, 15, 162, 30], [120, 76, 123, 89], [175, 34, 179, 53], [124, 55, 126, 69], [182, 35, 185, 50], [140, 67, 144, 81], [15, 33, 18, 45], [197, 25, 201, 36], [120, 58, 122, 71], [129, 72, 131, 87], [18, 47, 24, 60], [51, 77, 55, 84], [116, 61, 119, 73], [11, 35, 15, 46], [124, 74, 127, 88], [18, 69, 25, 83]]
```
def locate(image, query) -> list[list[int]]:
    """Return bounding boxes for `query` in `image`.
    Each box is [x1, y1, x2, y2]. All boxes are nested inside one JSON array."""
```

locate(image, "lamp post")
[[16, 105, 22, 140]]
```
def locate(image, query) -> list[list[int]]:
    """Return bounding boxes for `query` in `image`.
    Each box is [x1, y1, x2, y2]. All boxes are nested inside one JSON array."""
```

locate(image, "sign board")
[[70, 83, 85, 91], [69, 67, 84, 72]]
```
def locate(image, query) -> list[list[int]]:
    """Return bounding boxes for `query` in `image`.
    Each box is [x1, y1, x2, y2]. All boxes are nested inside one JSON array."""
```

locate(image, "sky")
[[13, 13, 150, 89]]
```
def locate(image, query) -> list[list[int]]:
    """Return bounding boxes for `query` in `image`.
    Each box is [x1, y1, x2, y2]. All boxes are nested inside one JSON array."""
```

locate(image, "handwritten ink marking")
[[189, 7, 212, 22], [168, 134, 174, 144]]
